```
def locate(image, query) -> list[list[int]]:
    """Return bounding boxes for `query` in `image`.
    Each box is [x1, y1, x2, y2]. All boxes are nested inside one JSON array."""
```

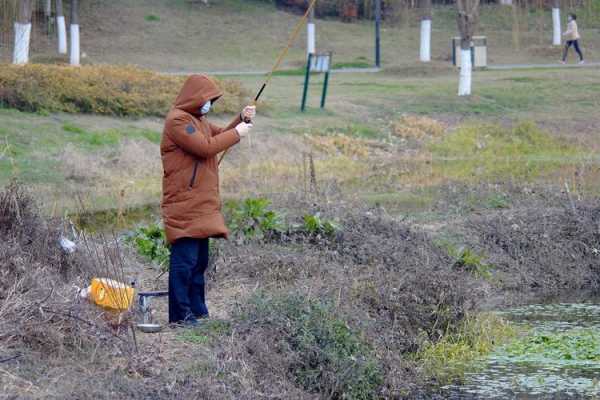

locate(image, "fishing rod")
[[218, 0, 319, 165]]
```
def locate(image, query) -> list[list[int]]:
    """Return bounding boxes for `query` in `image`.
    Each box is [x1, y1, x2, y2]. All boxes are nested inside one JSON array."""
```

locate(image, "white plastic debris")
[[79, 286, 91, 299], [59, 237, 77, 253]]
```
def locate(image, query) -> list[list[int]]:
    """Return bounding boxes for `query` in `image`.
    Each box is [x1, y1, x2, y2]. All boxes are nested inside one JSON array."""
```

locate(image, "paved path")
[[163, 67, 381, 76], [487, 62, 600, 70], [163, 63, 600, 76]]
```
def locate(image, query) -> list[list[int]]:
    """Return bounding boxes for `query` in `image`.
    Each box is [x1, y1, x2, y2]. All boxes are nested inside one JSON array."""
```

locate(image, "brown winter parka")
[[160, 75, 241, 244]]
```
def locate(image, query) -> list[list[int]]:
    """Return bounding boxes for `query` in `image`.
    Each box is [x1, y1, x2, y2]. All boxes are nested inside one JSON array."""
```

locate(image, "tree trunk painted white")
[[419, 0, 432, 63], [458, 48, 472, 96], [552, 8, 561, 45], [307, 23, 315, 55], [456, 0, 479, 96], [307, 7, 315, 57], [13, 22, 32, 64], [57, 16, 67, 54], [70, 0, 80, 66], [419, 19, 431, 62], [57, 0, 68, 54], [70, 24, 80, 66], [500, 0, 512, 5], [13, 0, 33, 65]]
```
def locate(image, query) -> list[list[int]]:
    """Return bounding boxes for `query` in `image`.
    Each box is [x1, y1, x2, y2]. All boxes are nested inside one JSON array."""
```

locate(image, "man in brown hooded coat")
[[161, 75, 254, 325]]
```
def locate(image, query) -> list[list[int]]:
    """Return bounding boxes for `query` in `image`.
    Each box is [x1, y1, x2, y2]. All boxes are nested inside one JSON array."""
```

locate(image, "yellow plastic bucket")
[[89, 278, 134, 311]]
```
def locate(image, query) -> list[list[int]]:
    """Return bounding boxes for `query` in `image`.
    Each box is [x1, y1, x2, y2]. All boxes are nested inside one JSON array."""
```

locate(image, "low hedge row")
[[0, 64, 250, 117]]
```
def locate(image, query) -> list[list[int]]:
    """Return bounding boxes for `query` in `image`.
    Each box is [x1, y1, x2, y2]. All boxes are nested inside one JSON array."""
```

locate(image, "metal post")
[[374, 0, 381, 68], [320, 70, 330, 109], [301, 53, 313, 112]]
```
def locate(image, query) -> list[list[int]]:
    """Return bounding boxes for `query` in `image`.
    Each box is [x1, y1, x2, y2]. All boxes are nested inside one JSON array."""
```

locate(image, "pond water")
[[447, 303, 600, 399], [73, 204, 159, 233]]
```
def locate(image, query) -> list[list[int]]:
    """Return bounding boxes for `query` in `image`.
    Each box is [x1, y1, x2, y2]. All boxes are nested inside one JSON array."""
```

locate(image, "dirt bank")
[[2, 182, 600, 399]]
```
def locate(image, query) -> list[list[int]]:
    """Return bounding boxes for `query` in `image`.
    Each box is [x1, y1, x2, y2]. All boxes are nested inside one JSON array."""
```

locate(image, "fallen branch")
[[0, 354, 21, 364]]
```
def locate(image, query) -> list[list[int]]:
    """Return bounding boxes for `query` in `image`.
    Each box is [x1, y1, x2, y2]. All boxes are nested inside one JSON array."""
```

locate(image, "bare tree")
[[13, 0, 34, 64], [70, 0, 80, 66], [45, 0, 52, 25], [419, 0, 432, 62], [56, 0, 68, 54], [536, 0, 545, 45], [456, 0, 479, 96], [552, 0, 561, 45], [511, 0, 521, 50]]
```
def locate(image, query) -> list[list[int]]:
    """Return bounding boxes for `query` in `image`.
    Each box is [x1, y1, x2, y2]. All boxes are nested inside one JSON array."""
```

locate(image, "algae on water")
[[449, 303, 600, 399]]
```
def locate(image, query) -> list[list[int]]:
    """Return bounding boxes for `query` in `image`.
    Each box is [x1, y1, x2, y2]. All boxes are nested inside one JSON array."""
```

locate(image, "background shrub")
[[0, 64, 250, 117]]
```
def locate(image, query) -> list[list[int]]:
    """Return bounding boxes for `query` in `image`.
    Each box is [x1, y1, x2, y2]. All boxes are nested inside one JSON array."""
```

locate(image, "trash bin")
[[452, 36, 487, 68]]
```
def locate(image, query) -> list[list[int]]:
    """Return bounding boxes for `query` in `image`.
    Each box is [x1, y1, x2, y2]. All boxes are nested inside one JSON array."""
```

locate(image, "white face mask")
[[200, 101, 211, 115]]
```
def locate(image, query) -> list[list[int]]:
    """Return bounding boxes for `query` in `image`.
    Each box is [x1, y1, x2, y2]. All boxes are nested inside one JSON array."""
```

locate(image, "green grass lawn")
[[2, 66, 600, 214]]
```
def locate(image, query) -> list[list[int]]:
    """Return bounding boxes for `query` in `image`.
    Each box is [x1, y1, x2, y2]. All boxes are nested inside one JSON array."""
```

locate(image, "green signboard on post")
[[301, 52, 332, 112]]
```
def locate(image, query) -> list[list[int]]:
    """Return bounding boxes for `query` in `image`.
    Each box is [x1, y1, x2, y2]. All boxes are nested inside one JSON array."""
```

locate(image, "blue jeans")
[[168, 237, 210, 323]]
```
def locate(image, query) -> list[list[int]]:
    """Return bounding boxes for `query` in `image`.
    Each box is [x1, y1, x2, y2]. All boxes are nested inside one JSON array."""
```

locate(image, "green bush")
[[0, 64, 250, 117], [125, 223, 170, 270], [452, 247, 493, 280], [301, 213, 339, 237], [224, 198, 284, 240], [240, 293, 383, 398]]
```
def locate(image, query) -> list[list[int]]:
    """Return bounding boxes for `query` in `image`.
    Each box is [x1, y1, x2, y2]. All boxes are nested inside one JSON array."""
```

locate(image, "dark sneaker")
[[168, 317, 199, 329], [183, 317, 199, 327]]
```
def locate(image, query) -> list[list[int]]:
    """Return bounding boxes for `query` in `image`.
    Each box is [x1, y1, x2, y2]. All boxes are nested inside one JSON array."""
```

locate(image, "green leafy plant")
[[125, 223, 170, 270], [452, 247, 493, 280], [301, 213, 340, 237], [435, 240, 494, 281], [486, 193, 511, 209], [225, 198, 283, 240]]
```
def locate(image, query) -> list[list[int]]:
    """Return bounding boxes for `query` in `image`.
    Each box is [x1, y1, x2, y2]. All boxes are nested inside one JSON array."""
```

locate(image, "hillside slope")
[[15, 0, 600, 71]]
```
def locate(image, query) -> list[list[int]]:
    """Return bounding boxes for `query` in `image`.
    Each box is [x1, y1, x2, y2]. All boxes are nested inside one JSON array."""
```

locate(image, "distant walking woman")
[[561, 13, 584, 64]]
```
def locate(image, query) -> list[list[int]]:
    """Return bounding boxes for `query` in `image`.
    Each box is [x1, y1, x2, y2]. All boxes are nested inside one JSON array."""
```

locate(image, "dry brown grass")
[[57, 139, 162, 210], [392, 115, 446, 140], [304, 133, 374, 158], [0, 183, 142, 399]]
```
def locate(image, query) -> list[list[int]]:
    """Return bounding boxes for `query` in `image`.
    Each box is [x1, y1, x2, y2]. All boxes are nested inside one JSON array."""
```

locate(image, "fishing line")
[[218, 0, 319, 165]]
